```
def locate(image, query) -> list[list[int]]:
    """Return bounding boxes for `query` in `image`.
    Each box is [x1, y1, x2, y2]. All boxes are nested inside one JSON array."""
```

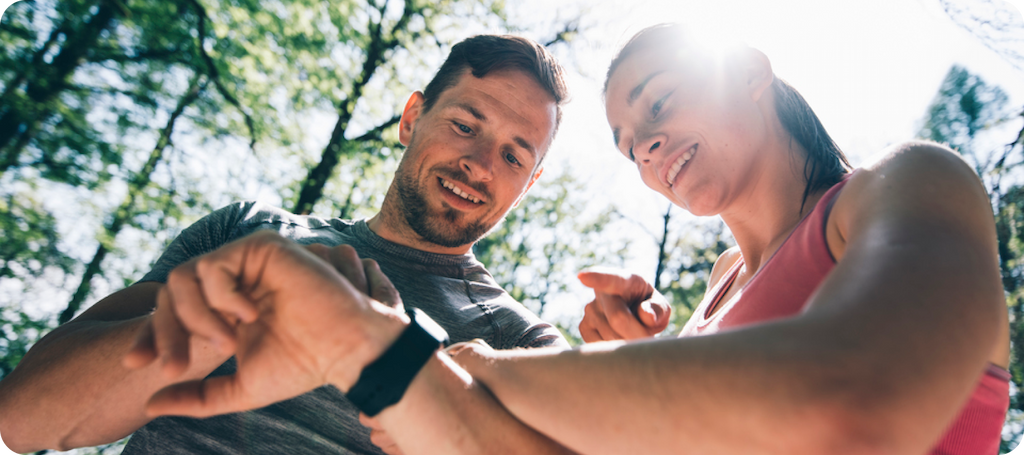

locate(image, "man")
[[0, 34, 569, 454]]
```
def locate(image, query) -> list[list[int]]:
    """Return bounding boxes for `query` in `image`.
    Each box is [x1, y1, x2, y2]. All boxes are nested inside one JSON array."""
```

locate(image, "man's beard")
[[395, 165, 493, 249]]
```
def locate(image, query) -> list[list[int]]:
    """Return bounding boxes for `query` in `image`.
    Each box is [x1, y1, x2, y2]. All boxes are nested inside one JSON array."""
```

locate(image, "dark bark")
[[653, 204, 672, 290], [188, 0, 257, 150], [60, 77, 204, 324], [292, 0, 415, 215], [0, 0, 120, 169]]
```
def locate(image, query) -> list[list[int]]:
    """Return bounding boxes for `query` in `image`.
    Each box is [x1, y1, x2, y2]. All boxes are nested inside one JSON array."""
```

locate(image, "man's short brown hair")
[[422, 35, 569, 134]]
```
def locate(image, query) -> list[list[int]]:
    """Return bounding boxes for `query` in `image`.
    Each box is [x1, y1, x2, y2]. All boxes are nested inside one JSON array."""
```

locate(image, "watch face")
[[408, 307, 450, 346]]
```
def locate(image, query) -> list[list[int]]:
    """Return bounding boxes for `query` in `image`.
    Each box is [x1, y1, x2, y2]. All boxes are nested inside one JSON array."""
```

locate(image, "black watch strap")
[[345, 307, 450, 416]]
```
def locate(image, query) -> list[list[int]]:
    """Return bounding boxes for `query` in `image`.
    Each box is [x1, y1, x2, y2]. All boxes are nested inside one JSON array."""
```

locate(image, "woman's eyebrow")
[[628, 70, 665, 107]]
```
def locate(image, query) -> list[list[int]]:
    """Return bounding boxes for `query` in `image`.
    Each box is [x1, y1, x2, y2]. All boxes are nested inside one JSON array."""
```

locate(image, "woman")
[[131, 24, 1012, 455], [408, 24, 1010, 454]]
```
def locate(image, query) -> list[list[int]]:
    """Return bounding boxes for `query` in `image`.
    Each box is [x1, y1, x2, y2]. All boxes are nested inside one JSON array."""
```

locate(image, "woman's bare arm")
[[448, 142, 1005, 455]]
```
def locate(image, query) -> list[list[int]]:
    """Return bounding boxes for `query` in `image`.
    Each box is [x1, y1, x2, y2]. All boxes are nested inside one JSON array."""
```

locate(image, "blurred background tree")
[[3, 0, 1024, 452], [0, 1, 603, 452], [916, 63, 1023, 452]]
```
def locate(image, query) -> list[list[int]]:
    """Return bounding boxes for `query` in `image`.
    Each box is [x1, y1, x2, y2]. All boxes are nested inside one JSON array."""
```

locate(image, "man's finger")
[[124, 318, 157, 369], [145, 375, 249, 418], [364, 259, 402, 309], [195, 254, 260, 324], [151, 287, 191, 379], [166, 266, 236, 355], [327, 245, 369, 295]]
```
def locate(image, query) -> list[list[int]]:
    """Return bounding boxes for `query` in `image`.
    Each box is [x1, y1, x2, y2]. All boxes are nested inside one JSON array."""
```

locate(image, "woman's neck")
[[719, 144, 826, 273]]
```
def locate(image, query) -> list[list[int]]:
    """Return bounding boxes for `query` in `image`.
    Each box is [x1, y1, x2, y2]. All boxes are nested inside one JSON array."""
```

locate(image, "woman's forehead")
[[607, 47, 710, 97]]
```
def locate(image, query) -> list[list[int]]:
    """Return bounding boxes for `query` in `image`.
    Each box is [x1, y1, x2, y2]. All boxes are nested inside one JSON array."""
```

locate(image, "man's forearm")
[[375, 352, 574, 455], [0, 285, 227, 452]]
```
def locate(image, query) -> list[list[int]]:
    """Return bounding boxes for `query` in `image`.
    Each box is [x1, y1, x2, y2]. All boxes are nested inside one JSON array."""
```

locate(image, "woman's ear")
[[738, 48, 774, 102], [399, 91, 425, 146]]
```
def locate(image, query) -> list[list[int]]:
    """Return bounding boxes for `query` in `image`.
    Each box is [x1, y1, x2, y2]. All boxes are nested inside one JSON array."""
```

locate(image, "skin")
[[366, 44, 1010, 454], [368, 68, 554, 255], [0, 66, 557, 452], [11, 43, 1006, 455]]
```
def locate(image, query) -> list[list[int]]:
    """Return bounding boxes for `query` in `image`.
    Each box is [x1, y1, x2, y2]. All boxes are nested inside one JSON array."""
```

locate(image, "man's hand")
[[123, 231, 406, 418], [577, 268, 670, 342]]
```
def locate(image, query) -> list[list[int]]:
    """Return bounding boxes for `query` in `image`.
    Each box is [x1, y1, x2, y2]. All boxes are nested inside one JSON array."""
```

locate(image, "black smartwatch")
[[345, 307, 450, 416]]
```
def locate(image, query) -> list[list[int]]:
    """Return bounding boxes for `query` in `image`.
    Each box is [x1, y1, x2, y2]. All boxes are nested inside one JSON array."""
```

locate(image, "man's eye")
[[454, 122, 473, 134], [628, 145, 635, 162], [505, 152, 520, 166]]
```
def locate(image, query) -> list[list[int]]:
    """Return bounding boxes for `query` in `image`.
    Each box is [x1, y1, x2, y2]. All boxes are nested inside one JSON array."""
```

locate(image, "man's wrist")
[[344, 308, 449, 416], [327, 304, 408, 391]]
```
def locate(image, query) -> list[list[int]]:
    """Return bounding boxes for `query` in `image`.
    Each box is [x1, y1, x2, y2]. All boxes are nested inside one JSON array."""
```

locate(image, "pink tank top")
[[681, 174, 1010, 454]]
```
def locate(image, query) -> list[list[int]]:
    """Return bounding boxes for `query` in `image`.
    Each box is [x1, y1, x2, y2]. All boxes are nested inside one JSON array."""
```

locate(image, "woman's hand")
[[577, 268, 671, 342], [359, 413, 405, 455], [123, 231, 407, 418]]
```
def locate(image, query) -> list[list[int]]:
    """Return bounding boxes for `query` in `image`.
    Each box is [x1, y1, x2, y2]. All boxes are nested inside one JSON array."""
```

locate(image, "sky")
[[533, 0, 1024, 293], [1, 0, 1023, 452], [381, 0, 1024, 327]]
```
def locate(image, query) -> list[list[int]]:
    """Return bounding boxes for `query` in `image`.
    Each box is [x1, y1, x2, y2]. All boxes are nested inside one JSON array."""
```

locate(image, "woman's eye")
[[652, 92, 672, 118]]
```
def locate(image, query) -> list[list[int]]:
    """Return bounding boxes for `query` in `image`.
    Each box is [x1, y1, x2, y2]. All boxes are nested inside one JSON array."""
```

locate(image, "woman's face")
[[605, 47, 773, 216]]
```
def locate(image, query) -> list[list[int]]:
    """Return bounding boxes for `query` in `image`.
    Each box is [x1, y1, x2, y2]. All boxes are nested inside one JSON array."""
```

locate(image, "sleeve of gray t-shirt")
[[139, 201, 255, 284], [490, 302, 569, 350]]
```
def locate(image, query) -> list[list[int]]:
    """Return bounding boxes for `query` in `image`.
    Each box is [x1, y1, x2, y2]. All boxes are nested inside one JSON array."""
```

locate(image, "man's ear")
[[512, 167, 544, 208], [399, 91, 425, 146], [737, 48, 773, 102]]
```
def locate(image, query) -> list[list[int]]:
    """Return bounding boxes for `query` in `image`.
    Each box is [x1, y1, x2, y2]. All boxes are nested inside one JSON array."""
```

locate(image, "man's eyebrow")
[[451, 103, 487, 121], [627, 70, 665, 107], [513, 136, 537, 158]]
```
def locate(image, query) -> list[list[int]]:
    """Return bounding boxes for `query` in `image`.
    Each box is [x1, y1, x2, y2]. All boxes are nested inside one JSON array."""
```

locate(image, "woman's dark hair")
[[605, 24, 851, 207], [422, 35, 569, 133]]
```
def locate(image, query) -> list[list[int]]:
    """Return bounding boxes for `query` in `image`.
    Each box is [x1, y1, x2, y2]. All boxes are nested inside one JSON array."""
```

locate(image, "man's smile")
[[438, 177, 486, 208]]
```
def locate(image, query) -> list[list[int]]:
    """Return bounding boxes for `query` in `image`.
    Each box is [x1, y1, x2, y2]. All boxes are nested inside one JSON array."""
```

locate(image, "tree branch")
[[187, 0, 257, 151]]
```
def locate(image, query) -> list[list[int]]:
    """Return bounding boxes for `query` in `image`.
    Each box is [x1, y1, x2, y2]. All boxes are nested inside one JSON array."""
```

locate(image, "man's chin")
[[406, 211, 491, 249]]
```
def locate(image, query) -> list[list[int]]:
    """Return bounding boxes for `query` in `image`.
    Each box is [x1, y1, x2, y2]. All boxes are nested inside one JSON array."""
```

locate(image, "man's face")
[[391, 68, 556, 248]]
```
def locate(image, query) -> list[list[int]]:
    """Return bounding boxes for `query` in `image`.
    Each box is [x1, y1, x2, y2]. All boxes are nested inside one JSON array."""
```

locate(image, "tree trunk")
[[292, 0, 414, 215], [59, 77, 204, 323], [653, 204, 672, 290]]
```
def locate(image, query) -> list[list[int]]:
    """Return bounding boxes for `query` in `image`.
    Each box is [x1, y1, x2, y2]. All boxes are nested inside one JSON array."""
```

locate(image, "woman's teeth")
[[442, 179, 481, 203], [667, 144, 698, 186]]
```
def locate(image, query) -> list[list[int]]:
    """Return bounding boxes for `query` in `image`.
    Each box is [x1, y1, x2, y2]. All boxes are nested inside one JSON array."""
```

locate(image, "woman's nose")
[[634, 134, 665, 164]]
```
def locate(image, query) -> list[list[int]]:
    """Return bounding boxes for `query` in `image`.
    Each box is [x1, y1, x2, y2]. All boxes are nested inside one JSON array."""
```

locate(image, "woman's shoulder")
[[706, 246, 743, 296], [830, 140, 992, 248]]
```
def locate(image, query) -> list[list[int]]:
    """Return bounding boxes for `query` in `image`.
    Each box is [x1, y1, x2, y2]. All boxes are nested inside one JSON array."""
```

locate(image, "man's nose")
[[459, 145, 496, 182]]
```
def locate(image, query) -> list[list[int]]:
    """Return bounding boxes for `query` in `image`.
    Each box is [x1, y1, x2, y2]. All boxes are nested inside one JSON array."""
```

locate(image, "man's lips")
[[664, 143, 698, 187], [439, 177, 485, 204]]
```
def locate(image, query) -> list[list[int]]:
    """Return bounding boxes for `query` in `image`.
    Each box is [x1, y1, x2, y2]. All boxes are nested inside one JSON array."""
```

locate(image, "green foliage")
[[474, 170, 628, 321], [0, 181, 75, 281], [0, 307, 51, 380], [655, 213, 732, 333], [918, 64, 1024, 451]]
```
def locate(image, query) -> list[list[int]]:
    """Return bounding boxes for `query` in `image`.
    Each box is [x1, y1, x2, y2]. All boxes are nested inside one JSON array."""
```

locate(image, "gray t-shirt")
[[122, 201, 567, 454]]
